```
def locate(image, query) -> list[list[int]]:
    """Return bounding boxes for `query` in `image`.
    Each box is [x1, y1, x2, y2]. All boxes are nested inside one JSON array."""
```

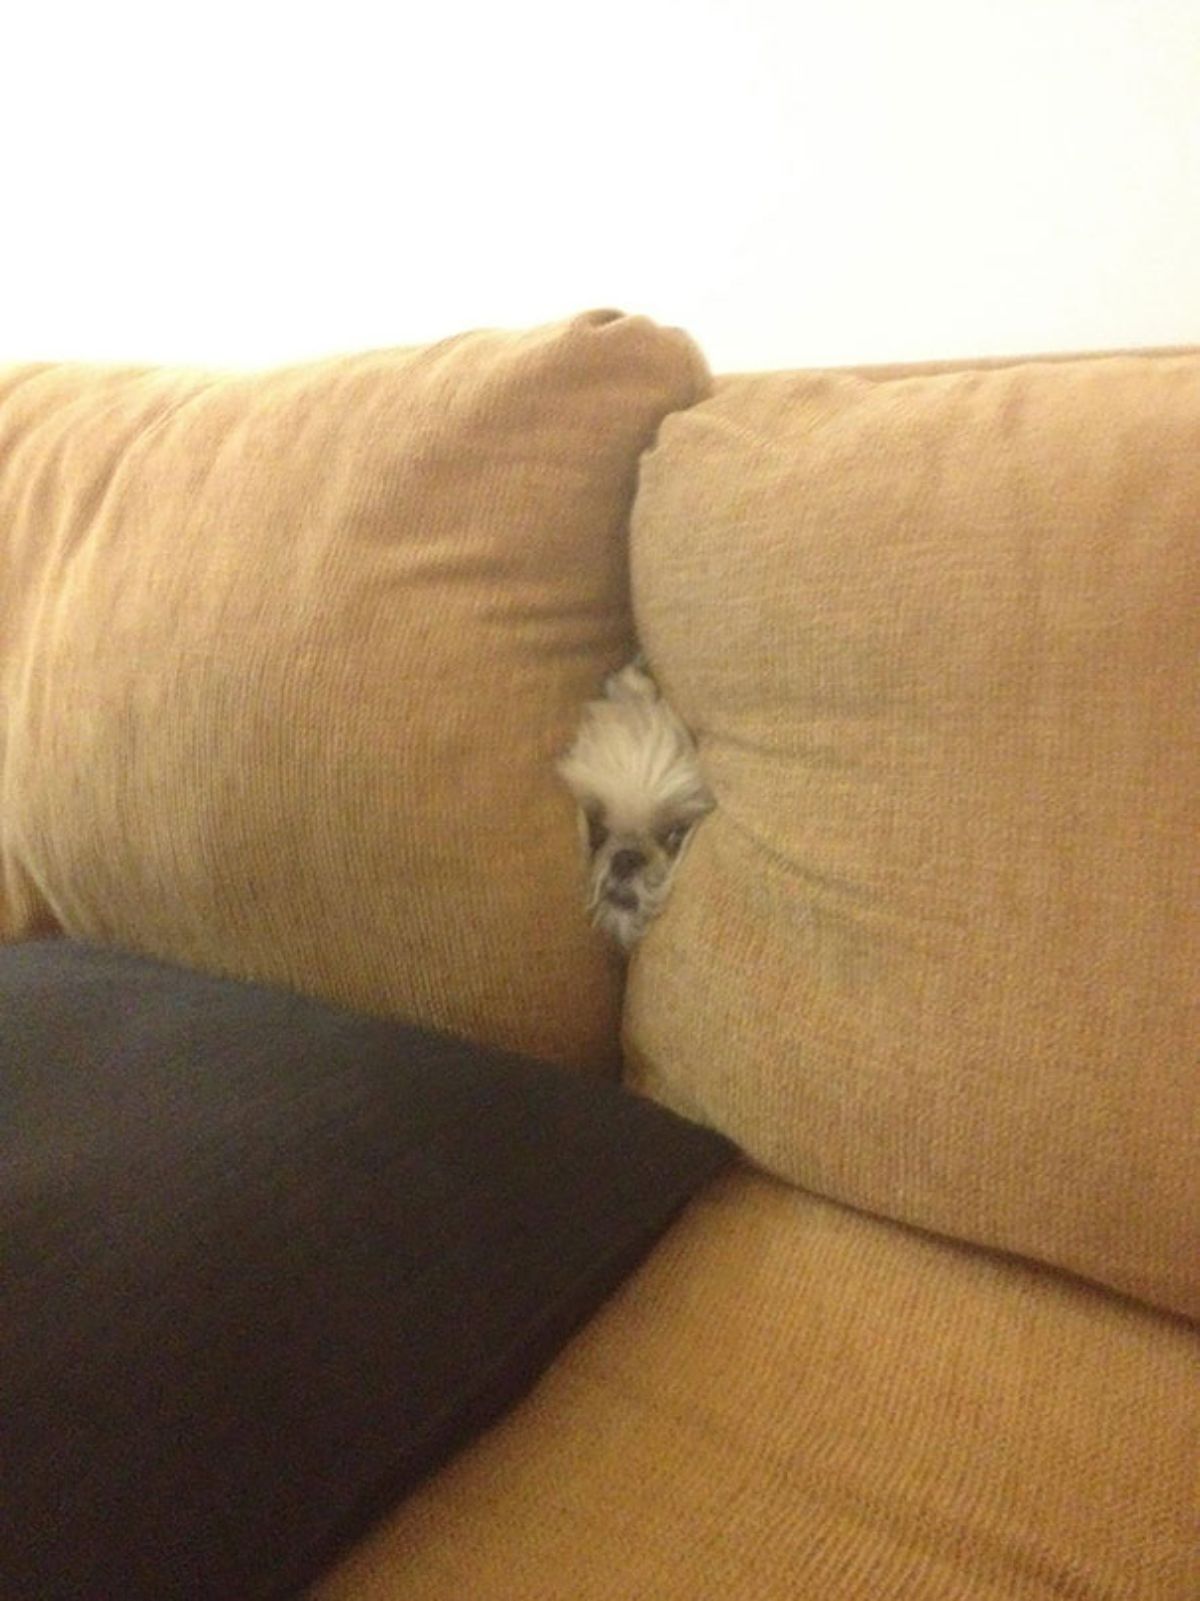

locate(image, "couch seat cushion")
[[314, 1164, 1200, 1601]]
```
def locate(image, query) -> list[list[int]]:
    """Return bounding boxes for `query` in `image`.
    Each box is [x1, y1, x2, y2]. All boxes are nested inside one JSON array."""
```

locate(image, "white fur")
[[557, 660, 713, 950]]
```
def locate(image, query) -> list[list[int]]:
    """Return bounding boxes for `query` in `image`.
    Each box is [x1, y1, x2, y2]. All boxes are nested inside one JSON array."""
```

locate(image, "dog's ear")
[[604, 660, 658, 705]]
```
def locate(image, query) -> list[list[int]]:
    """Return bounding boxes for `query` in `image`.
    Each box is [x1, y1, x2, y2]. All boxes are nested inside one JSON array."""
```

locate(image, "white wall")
[[4, 0, 1198, 372]]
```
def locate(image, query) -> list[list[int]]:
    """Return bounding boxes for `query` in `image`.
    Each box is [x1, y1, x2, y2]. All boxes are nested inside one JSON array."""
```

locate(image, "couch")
[[1, 312, 1196, 1599]]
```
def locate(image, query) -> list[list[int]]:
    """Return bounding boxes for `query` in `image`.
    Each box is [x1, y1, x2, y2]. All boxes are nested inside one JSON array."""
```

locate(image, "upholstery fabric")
[[314, 1167, 1200, 1601], [0, 312, 708, 1068], [0, 940, 730, 1601], [624, 352, 1200, 1317]]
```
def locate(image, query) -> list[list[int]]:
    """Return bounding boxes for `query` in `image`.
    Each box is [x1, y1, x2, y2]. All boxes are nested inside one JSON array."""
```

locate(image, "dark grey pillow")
[[0, 941, 731, 1601]]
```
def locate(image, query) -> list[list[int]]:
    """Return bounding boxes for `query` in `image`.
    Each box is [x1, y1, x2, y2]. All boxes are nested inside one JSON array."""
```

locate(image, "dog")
[[557, 658, 714, 950]]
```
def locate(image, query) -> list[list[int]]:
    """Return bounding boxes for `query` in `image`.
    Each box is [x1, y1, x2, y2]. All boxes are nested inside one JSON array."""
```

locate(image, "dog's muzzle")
[[608, 848, 645, 881]]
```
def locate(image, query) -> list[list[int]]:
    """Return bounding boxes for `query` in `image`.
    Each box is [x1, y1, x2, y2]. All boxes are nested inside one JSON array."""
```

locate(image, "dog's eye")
[[585, 811, 609, 853], [658, 823, 691, 856]]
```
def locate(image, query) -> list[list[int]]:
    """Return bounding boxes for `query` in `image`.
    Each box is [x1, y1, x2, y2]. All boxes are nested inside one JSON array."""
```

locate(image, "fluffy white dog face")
[[557, 661, 713, 950]]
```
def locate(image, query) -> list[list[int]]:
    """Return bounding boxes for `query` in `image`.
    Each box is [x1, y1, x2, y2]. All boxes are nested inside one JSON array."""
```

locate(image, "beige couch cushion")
[[624, 352, 1200, 1316], [0, 312, 707, 1068], [313, 1168, 1200, 1600]]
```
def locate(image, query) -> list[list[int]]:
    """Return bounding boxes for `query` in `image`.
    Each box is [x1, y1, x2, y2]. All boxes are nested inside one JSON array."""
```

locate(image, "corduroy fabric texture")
[[0, 312, 708, 1068], [312, 1167, 1200, 1601], [624, 352, 1200, 1318]]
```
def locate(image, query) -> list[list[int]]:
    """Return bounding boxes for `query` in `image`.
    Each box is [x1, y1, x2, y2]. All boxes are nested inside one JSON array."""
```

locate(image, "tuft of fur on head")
[[557, 659, 714, 950]]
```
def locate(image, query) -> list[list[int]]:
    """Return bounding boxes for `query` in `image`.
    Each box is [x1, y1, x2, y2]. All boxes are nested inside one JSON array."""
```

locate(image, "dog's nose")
[[609, 848, 646, 882]]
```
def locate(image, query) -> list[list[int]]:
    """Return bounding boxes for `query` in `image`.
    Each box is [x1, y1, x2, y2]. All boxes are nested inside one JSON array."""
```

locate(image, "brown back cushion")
[[0, 312, 708, 1069], [624, 352, 1200, 1317]]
